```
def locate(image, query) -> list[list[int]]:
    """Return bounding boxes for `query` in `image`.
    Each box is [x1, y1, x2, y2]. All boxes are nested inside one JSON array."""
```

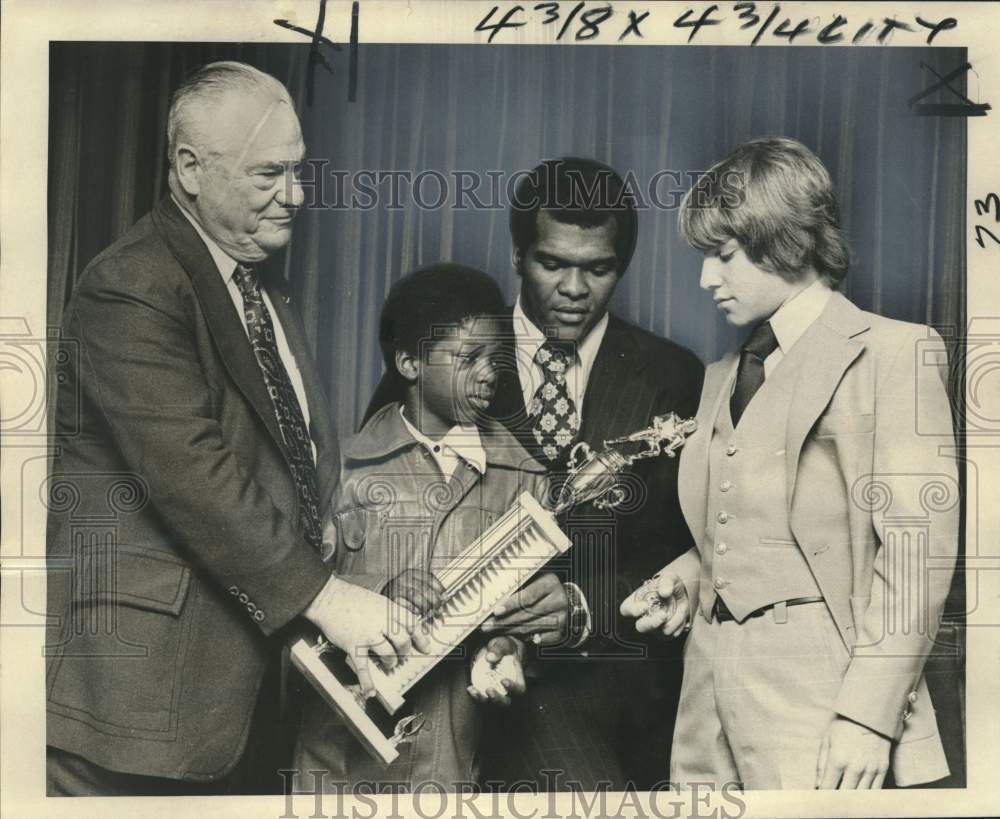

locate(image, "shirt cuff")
[[564, 582, 592, 649]]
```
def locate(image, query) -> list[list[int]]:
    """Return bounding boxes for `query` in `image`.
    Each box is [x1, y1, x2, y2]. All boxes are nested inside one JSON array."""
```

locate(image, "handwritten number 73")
[[974, 193, 1000, 248]]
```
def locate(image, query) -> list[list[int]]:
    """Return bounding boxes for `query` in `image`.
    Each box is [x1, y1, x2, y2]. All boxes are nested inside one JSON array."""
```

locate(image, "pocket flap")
[[815, 413, 875, 436], [76, 544, 192, 616], [336, 507, 369, 552]]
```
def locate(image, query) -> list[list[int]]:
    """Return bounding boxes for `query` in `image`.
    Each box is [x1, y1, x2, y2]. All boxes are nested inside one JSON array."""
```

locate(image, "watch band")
[[563, 581, 592, 649]]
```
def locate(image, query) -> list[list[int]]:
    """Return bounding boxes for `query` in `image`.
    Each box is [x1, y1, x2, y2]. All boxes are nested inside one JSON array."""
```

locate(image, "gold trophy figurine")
[[552, 412, 699, 514], [290, 412, 697, 765]]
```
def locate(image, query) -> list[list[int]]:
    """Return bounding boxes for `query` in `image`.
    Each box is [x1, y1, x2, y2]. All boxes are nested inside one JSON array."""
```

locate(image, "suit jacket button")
[[713, 577, 727, 590], [717, 511, 729, 524], [908, 691, 918, 704], [726, 444, 737, 456]]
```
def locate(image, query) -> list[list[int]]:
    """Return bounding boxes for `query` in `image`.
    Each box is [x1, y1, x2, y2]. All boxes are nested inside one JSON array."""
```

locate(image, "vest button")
[[716, 542, 728, 555], [720, 480, 731, 492], [726, 444, 737, 456], [717, 511, 729, 524], [713, 577, 727, 590]]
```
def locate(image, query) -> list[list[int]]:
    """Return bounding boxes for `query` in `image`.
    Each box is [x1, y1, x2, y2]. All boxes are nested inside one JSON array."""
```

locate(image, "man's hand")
[[619, 570, 690, 638], [815, 716, 891, 789], [467, 636, 527, 706], [303, 575, 431, 694], [480, 572, 569, 645], [383, 568, 444, 617]]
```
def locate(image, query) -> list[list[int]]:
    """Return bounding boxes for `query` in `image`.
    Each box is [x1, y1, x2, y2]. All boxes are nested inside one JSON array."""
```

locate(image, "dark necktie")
[[529, 340, 581, 464], [730, 321, 779, 428], [232, 264, 322, 550]]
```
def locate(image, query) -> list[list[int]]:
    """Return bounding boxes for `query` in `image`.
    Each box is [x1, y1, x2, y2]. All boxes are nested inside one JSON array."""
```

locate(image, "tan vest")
[[698, 341, 821, 621]]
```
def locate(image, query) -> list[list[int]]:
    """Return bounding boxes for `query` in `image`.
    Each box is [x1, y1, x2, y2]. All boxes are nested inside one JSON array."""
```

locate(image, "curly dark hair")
[[509, 157, 639, 276]]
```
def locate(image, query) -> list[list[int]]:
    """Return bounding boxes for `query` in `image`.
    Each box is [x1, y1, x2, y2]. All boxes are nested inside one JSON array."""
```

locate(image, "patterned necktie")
[[529, 340, 581, 464], [730, 321, 779, 428], [232, 264, 322, 550]]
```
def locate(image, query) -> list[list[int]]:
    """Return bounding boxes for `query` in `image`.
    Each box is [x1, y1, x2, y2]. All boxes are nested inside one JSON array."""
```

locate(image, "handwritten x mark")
[[908, 61, 991, 117]]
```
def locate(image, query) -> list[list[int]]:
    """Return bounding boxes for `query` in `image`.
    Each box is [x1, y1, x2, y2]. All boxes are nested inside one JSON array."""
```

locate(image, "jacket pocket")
[[335, 506, 372, 552], [48, 545, 194, 738], [815, 413, 875, 437], [757, 537, 798, 549], [74, 544, 192, 615], [331, 507, 394, 590]]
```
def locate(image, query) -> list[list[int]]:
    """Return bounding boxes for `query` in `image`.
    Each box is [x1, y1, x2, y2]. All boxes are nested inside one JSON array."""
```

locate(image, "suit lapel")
[[784, 292, 870, 509], [151, 197, 287, 458], [490, 310, 535, 451], [578, 316, 646, 445], [677, 354, 737, 546]]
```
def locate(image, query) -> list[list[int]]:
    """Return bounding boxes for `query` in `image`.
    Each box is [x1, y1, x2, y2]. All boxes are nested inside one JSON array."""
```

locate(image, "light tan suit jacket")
[[669, 292, 958, 786]]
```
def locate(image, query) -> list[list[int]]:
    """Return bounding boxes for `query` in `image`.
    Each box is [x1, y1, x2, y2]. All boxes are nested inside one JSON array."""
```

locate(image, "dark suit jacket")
[[46, 196, 337, 781], [365, 308, 704, 787], [487, 312, 704, 644]]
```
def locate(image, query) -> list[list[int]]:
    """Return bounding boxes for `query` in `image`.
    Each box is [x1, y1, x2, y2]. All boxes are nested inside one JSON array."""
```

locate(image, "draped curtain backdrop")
[[47, 42, 967, 785], [49, 42, 966, 435]]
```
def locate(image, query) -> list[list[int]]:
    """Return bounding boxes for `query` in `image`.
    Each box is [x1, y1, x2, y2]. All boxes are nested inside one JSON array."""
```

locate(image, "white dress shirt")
[[512, 296, 609, 417], [762, 279, 834, 378], [173, 197, 316, 460], [399, 406, 486, 479]]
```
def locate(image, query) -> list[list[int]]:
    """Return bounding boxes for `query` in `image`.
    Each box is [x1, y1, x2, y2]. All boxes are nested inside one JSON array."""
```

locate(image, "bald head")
[[167, 61, 292, 170]]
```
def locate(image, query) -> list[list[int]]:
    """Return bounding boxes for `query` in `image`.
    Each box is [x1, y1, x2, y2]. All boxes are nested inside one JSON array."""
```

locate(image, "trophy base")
[[289, 636, 402, 766]]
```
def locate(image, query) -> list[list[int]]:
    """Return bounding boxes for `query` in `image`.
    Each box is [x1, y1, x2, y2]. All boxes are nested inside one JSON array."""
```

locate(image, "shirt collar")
[[345, 404, 546, 474], [398, 406, 487, 475], [768, 279, 834, 355], [171, 194, 239, 283], [512, 294, 610, 368], [575, 310, 609, 375]]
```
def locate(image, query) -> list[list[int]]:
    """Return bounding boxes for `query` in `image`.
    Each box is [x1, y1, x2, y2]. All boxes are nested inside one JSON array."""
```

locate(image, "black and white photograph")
[[1, 2, 998, 818]]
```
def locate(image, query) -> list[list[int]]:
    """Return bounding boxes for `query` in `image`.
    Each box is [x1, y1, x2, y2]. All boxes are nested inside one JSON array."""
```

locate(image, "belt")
[[712, 596, 824, 623]]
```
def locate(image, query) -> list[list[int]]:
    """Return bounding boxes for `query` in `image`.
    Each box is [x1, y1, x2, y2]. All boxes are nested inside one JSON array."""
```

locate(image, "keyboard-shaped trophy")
[[289, 412, 697, 764]]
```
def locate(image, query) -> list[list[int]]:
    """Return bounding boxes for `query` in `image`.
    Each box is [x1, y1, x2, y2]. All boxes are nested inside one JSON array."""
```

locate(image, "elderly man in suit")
[[622, 137, 958, 790], [366, 157, 704, 789], [45, 61, 426, 795]]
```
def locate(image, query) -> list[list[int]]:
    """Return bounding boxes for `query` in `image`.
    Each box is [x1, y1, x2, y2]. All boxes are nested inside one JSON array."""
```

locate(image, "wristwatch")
[[564, 582, 592, 648]]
